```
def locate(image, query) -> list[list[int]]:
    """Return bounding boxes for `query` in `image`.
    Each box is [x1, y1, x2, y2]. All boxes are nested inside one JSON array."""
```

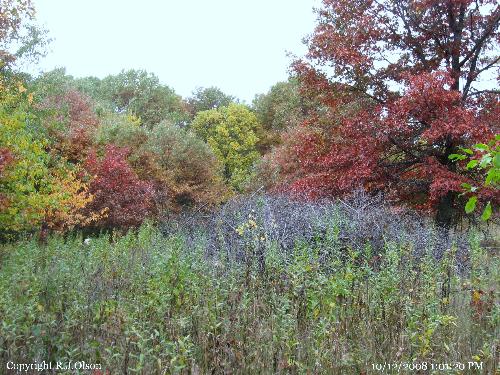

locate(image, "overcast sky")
[[31, 0, 320, 103]]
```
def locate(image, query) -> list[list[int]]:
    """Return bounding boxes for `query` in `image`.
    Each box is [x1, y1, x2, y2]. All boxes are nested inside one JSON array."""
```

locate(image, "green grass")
[[0, 222, 498, 374]]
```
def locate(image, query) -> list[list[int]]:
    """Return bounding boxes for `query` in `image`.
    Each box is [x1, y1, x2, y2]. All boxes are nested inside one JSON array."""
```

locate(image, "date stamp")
[[371, 361, 483, 372]]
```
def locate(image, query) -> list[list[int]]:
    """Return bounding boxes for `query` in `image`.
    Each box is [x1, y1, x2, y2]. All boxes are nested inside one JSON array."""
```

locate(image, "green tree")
[[187, 86, 235, 116], [34, 69, 189, 127], [191, 104, 261, 191], [252, 78, 318, 153], [99, 69, 188, 127], [146, 122, 227, 208], [253, 78, 312, 131]]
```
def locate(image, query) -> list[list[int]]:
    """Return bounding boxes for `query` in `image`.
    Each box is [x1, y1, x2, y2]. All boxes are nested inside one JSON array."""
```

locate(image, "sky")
[[31, 0, 320, 103]]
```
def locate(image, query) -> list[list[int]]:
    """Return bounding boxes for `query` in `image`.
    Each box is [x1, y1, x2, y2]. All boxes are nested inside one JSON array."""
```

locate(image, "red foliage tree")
[[83, 145, 155, 230], [283, 0, 500, 227], [41, 89, 99, 163]]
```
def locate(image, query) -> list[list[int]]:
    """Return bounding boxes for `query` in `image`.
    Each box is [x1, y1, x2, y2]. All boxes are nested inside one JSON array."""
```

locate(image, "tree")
[[0, 0, 34, 69], [187, 86, 235, 116], [0, 88, 97, 236], [0, 0, 49, 72], [98, 69, 189, 127], [83, 145, 155, 230], [94, 111, 147, 150], [38, 89, 99, 164], [145, 122, 227, 209], [285, 0, 499, 227], [253, 78, 314, 131], [252, 78, 318, 152], [94, 113, 227, 210], [191, 104, 262, 191]]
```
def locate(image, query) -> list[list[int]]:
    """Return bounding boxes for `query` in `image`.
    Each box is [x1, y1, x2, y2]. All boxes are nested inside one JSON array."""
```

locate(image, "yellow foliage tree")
[[0, 81, 103, 236]]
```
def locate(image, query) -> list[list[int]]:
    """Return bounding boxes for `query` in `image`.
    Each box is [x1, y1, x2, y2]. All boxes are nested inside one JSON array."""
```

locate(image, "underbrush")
[[0, 198, 499, 374]]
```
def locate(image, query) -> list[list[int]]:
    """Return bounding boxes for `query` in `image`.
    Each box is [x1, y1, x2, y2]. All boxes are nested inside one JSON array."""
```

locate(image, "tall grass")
[[0, 200, 498, 374]]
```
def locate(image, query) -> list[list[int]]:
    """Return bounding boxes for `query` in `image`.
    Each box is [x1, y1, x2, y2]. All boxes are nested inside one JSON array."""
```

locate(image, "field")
[[1, 196, 498, 374], [1, 0, 499, 373]]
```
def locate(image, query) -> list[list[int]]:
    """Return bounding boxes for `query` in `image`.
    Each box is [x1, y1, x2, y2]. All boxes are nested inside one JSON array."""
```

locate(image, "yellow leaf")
[[472, 290, 481, 303]]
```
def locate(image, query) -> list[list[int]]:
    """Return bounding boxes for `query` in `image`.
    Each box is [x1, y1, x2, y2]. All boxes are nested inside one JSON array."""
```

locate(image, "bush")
[[0, 92, 96, 236], [162, 191, 472, 266], [83, 145, 155, 230], [94, 118, 228, 211], [38, 89, 99, 164]]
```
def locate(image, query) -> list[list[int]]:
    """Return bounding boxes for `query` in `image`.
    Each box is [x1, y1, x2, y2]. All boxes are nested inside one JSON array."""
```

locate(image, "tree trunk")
[[436, 191, 456, 229]]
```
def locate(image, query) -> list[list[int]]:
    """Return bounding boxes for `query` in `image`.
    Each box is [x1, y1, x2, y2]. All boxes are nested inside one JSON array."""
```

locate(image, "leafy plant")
[[191, 103, 262, 191], [0, 216, 497, 373], [449, 135, 499, 220], [83, 145, 155, 230], [281, 0, 499, 227], [0, 85, 96, 235]]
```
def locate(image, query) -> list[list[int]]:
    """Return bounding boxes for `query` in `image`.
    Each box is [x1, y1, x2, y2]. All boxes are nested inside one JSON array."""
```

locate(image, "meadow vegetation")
[[0, 0, 499, 373], [0, 195, 498, 374]]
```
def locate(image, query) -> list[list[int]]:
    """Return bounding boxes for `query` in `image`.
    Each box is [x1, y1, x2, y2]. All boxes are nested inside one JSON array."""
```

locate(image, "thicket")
[[0, 196, 498, 373]]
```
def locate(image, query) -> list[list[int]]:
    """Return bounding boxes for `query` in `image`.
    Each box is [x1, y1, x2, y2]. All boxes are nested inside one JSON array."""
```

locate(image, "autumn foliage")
[[83, 145, 155, 230], [2, 0, 498, 238], [40, 89, 99, 163], [0, 87, 99, 235], [271, 0, 500, 226]]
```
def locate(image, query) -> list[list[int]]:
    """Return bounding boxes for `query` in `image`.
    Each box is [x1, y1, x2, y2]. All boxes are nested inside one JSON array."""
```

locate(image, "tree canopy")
[[191, 104, 262, 191], [275, 0, 500, 227], [187, 86, 236, 116]]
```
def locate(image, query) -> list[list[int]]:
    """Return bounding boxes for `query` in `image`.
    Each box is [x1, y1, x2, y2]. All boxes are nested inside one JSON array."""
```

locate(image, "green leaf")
[[479, 155, 492, 168], [461, 182, 472, 191], [494, 154, 500, 168], [449, 153, 466, 161], [474, 143, 488, 151], [460, 148, 473, 155], [495, 134, 500, 141], [485, 169, 494, 186], [466, 160, 478, 169], [481, 202, 492, 221], [485, 169, 499, 186], [465, 196, 477, 214]]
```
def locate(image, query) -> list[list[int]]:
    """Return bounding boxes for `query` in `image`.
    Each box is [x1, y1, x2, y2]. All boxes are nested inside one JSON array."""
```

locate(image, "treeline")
[[1, 63, 315, 238], [1, 0, 499, 241]]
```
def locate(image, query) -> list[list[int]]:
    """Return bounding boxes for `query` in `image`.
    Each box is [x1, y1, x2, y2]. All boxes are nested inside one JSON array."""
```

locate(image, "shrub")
[[83, 145, 155, 230], [38, 89, 99, 164], [162, 191, 472, 266]]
